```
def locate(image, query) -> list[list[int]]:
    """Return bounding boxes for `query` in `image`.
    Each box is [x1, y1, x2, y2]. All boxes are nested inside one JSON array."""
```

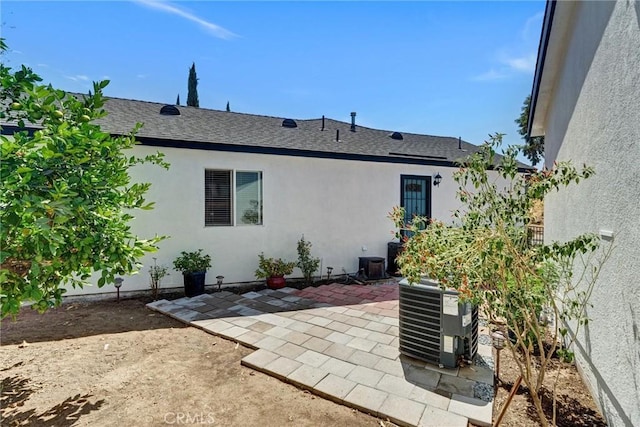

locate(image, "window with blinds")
[[204, 170, 262, 226]]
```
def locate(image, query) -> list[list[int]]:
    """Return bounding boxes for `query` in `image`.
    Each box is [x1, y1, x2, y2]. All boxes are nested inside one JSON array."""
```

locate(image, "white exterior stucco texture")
[[64, 147, 469, 296], [543, 2, 640, 426]]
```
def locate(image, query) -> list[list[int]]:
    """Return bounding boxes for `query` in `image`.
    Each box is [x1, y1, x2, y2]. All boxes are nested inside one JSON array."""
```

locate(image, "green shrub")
[[173, 250, 211, 274], [296, 236, 320, 284]]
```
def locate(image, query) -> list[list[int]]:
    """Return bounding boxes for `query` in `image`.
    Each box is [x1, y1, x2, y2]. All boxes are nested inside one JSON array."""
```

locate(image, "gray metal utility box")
[[398, 278, 478, 368]]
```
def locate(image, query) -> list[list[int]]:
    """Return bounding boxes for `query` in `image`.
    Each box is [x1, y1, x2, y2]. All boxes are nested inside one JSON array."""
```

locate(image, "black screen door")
[[400, 175, 432, 234]]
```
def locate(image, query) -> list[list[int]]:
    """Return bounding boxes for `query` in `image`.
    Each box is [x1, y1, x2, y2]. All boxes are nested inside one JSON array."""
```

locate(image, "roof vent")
[[160, 105, 180, 115], [390, 132, 404, 140], [282, 118, 297, 128]]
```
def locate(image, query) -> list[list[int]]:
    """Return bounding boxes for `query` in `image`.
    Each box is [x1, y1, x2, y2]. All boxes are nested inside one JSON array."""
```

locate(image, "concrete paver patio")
[[147, 282, 494, 427]]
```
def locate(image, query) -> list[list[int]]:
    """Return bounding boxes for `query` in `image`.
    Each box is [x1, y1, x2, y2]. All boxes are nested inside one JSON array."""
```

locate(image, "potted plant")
[[173, 249, 212, 297], [255, 253, 295, 289]]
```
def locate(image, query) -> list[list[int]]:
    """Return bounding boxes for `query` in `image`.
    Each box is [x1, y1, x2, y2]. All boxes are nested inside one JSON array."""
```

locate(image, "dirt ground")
[[1, 295, 607, 426], [1, 297, 393, 427], [491, 340, 607, 427]]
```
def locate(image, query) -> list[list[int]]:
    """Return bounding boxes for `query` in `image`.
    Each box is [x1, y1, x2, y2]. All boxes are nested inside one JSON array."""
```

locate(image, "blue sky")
[[2, 1, 544, 162]]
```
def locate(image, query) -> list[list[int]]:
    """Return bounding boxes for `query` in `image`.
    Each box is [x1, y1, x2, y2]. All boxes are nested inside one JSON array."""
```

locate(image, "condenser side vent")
[[398, 279, 478, 368]]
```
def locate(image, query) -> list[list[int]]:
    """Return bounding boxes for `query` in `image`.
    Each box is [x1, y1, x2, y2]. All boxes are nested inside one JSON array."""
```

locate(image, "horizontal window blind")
[[205, 170, 232, 226]]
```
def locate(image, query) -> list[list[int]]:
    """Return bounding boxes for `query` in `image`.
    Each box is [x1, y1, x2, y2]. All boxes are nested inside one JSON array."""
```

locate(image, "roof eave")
[[528, 0, 579, 138], [528, 0, 556, 137]]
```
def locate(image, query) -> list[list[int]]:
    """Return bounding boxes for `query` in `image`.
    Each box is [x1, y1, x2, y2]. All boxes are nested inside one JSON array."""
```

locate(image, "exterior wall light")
[[433, 173, 442, 187], [216, 275, 224, 292], [491, 330, 506, 384], [114, 277, 124, 302]]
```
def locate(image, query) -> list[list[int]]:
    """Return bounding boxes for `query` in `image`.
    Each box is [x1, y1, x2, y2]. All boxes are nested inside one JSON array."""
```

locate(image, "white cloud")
[[473, 11, 542, 82], [472, 69, 508, 82], [65, 74, 90, 82], [501, 53, 537, 73], [137, 74, 147, 79], [522, 12, 544, 42], [133, 0, 237, 40]]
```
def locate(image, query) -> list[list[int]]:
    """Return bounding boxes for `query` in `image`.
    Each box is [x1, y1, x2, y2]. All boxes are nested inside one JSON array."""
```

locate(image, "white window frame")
[[204, 169, 263, 227]]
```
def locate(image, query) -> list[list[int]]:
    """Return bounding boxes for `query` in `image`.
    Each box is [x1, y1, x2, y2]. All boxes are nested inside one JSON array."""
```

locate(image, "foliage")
[[515, 94, 545, 167], [149, 257, 168, 300], [226, 101, 230, 112], [390, 134, 611, 427], [173, 250, 211, 275], [187, 62, 199, 108], [176, 94, 180, 106], [296, 236, 320, 284], [0, 40, 169, 318], [241, 200, 261, 224], [255, 253, 295, 279]]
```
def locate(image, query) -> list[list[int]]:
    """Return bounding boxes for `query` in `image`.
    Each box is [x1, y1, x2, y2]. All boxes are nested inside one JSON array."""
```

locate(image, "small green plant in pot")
[[173, 249, 211, 297], [255, 253, 295, 289]]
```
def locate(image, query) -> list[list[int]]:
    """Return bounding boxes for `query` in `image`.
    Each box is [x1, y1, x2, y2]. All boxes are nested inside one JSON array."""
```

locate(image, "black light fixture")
[[491, 330, 507, 385], [216, 275, 224, 292], [114, 277, 124, 302], [433, 173, 442, 187]]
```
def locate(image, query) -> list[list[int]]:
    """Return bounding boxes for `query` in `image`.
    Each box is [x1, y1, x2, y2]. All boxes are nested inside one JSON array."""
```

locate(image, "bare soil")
[[1, 294, 607, 426], [491, 343, 607, 426], [0, 297, 392, 427]]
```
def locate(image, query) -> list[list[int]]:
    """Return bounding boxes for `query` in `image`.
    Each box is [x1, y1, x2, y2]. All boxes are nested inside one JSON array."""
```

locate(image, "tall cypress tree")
[[176, 94, 180, 106], [187, 62, 199, 107], [226, 101, 230, 112]]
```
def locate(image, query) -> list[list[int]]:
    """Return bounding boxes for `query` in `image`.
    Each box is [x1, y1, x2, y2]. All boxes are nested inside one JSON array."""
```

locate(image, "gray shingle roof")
[[2, 94, 531, 169], [98, 97, 491, 166]]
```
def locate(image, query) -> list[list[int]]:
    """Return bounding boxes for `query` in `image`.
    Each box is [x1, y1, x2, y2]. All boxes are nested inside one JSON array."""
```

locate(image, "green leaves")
[[390, 133, 606, 425], [1, 42, 169, 318], [296, 236, 320, 284], [173, 250, 211, 275]]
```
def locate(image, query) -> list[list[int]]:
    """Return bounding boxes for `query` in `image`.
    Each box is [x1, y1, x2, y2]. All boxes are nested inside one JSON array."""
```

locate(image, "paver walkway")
[[148, 282, 493, 427]]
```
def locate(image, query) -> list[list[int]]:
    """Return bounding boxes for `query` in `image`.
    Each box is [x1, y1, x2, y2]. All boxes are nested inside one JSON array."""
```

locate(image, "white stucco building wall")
[[531, 1, 640, 425], [64, 146, 469, 296]]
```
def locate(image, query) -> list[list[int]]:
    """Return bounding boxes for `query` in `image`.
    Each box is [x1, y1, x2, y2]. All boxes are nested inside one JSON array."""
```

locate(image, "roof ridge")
[[91, 94, 464, 142]]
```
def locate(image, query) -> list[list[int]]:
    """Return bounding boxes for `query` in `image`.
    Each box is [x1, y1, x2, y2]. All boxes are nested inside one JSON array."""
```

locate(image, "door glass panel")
[[401, 175, 431, 236]]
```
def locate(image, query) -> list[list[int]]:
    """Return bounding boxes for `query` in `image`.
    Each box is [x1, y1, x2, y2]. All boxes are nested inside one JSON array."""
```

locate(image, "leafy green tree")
[[516, 94, 545, 166], [391, 134, 611, 426], [0, 40, 169, 318], [187, 62, 199, 107]]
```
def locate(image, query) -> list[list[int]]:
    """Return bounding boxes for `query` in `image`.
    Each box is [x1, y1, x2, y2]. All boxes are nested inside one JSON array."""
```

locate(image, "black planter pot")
[[183, 271, 206, 297]]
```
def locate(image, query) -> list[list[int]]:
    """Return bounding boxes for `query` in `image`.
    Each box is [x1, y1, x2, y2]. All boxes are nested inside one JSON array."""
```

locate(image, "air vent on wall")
[[160, 105, 180, 115], [390, 132, 404, 140], [282, 118, 297, 128]]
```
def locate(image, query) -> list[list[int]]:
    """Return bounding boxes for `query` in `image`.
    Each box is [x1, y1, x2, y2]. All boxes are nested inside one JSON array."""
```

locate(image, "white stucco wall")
[[542, 2, 640, 426], [65, 147, 471, 296]]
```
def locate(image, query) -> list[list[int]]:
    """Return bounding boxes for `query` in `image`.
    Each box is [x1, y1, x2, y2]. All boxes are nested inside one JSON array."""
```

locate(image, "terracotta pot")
[[266, 275, 286, 289]]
